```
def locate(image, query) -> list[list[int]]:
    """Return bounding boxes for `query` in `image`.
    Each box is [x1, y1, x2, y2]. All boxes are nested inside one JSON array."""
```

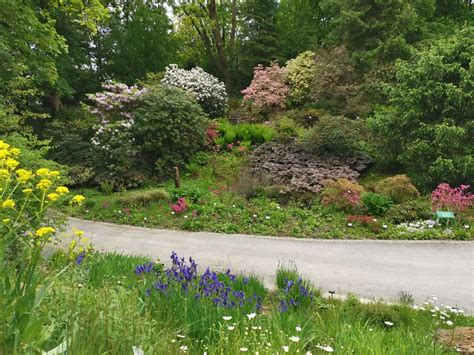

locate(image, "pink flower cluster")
[[342, 189, 361, 207], [171, 198, 188, 213], [241, 62, 289, 110], [431, 183, 473, 212], [206, 123, 219, 146]]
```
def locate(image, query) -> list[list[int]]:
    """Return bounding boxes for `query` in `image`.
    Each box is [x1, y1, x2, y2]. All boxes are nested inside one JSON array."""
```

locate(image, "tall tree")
[[276, 0, 322, 61], [98, 0, 176, 85], [174, 0, 238, 92], [238, 0, 279, 86], [320, 0, 436, 71]]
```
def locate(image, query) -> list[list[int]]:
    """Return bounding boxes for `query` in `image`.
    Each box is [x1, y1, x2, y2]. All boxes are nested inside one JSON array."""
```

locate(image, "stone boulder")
[[249, 143, 371, 194]]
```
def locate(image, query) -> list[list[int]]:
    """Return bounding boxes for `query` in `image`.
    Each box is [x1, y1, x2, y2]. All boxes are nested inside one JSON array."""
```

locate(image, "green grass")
[[65, 151, 472, 240], [37, 251, 473, 354]]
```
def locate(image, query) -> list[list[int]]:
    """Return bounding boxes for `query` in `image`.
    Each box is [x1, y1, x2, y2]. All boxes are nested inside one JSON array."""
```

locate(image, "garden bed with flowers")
[[67, 150, 472, 241], [38, 250, 473, 354]]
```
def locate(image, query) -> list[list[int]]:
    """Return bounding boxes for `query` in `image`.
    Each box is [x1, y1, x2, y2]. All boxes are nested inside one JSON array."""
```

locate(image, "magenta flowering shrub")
[[241, 62, 289, 111], [171, 197, 188, 214], [431, 183, 473, 212]]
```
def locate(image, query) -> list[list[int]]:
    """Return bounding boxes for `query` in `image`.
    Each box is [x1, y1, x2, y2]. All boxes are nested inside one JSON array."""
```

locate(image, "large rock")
[[250, 143, 371, 194]]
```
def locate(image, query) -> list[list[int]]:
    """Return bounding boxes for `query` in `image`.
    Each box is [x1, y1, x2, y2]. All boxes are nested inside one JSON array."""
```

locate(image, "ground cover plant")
[[37, 251, 473, 354]]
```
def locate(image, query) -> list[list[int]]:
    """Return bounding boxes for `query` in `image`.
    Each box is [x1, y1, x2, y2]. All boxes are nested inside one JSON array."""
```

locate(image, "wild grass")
[[37, 252, 472, 354]]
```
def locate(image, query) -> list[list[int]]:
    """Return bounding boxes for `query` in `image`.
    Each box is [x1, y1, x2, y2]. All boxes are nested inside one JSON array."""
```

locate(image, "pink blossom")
[[171, 198, 188, 213], [431, 183, 473, 212]]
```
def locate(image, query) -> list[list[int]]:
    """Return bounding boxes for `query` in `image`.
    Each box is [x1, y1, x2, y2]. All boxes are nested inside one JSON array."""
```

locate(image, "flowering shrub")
[[431, 183, 473, 212], [285, 51, 316, 105], [374, 175, 420, 204], [88, 82, 147, 187], [0, 140, 88, 352], [321, 179, 365, 212], [206, 122, 219, 146], [242, 62, 289, 111], [161, 64, 228, 117], [171, 197, 188, 214]]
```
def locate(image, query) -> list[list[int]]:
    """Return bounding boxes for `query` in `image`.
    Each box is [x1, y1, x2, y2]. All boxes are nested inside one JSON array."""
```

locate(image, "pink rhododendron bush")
[[242, 62, 289, 112], [431, 183, 473, 212]]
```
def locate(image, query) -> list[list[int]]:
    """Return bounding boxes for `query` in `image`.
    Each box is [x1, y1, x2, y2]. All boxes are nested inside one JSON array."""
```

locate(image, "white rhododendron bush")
[[161, 64, 228, 117]]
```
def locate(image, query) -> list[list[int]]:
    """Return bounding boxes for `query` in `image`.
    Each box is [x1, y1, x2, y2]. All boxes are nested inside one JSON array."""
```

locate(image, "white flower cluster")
[[161, 64, 228, 117]]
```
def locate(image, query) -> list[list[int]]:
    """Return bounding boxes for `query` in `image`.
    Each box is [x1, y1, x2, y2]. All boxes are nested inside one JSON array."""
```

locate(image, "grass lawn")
[[66, 152, 472, 241], [39, 251, 473, 354]]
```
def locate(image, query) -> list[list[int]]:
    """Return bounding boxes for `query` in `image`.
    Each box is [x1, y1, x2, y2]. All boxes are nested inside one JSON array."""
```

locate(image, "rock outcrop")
[[250, 143, 371, 194]]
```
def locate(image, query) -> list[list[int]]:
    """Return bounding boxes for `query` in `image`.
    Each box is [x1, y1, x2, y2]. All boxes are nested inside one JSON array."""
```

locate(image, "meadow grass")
[[37, 251, 472, 354]]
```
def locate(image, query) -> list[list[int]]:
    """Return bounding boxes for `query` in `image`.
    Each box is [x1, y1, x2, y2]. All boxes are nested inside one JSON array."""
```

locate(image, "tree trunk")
[[208, 0, 233, 93]]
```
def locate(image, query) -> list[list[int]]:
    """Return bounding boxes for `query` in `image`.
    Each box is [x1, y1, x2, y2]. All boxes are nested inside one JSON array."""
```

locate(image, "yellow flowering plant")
[[0, 140, 89, 353]]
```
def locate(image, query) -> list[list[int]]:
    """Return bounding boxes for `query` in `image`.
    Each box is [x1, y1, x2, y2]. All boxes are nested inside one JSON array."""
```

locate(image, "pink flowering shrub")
[[241, 62, 289, 111], [431, 183, 473, 212], [206, 122, 219, 146], [321, 179, 365, 212], [171, 198, 188, 214]]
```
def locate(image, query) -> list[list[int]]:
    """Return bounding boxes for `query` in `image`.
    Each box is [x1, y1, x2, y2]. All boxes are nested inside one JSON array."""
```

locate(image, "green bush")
[[368, 27, 474, 190], [362, 192, 393, 216], [298, 115, 367, 157], [373, 175, 420, 204], [286, 107, 328, 127], [286, 51, 316, 105], [117, 188, 169, 207], [216, 119, 274, 146], [274, 116, 302, 142], [321, 179, 365, 212], [132, 85, 209, 176], [385, 199, 433, 223]]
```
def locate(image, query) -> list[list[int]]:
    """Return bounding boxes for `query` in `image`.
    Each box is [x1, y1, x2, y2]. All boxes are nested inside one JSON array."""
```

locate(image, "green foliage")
[[239, 0, 279, 85], [274, 116, 302, 142], [374, 175, 420, 204], [385, 199, 434, 223], [362, 192, 394, 216], [369, 26, 474, 189], [286, 51, 316, 105], [320, 0, 435, 71], [298, 115, 367, 156], [310, 46, 370, 117], [217, 120, 275, 146], [132, 85, 209, 176], [99, 1, 175, 84]]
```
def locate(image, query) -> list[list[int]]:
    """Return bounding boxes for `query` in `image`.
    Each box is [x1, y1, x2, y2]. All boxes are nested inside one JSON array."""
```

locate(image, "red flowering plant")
[[171, 197, 188, 214], [346, 215, 383, 233], [431, 183, 473, 212], [206, 122, 219, 147]]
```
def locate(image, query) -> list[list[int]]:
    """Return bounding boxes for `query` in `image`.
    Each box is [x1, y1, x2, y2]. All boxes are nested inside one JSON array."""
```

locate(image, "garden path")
[[63, 217, 474, 312]]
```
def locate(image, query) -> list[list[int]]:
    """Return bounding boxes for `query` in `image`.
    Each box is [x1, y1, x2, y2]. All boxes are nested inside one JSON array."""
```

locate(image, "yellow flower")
[[35, 226, 55, 238], [71, 195, 85, 205], [56, 186, 69, 195], [10, 148, 20, 156], [16, 169, 33, 183], [0, 150, 8, 159], [68, 239, 77, 252], [47, 193, 59, 202], [36, 168, 50, 177], [22, 188, 33, 194], [2, 218, 10, 224], [5, 158, 19, 170], [0, 141, 10, 150], [73, 228, 85, 237], [49, 170, 60, 178], [36, 178, 52, 191], [2, 199, 15, 209], [0, 169, 9, 179]]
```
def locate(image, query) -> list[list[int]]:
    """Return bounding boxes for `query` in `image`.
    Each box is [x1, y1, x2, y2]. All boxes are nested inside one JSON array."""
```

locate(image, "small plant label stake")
[[174, 166, 181, 188], [435, 210, 455, 226]]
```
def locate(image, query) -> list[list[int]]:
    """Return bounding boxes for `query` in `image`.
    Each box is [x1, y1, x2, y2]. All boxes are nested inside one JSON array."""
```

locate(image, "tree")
[[238, 0, 279, 86], [276, 0, 322, 61], [368, 26, 474, 189], [320, 0, 436, 71], [98, 0, 176, 85], [174, 0, 238, 92]]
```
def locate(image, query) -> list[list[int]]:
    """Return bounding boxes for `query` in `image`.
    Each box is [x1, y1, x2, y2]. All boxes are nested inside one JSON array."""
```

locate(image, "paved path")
[[64, 217, 474, 312]]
